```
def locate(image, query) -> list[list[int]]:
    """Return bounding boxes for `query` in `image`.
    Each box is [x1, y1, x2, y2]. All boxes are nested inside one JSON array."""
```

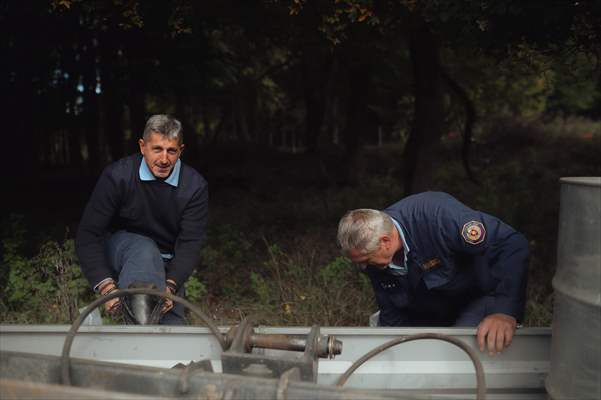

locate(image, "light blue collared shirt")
[[139, 157, 180, 259], [139, 158, 181, 187], [389, 217, 410, 274]]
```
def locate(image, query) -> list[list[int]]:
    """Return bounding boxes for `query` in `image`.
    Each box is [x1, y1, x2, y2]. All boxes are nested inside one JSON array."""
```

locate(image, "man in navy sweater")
[[76, 114, 208, 324], [337, 192, 529, 355]]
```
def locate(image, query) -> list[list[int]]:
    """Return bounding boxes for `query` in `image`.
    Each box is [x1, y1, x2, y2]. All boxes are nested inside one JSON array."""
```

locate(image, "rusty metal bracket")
[[221, 317, 341, 383]]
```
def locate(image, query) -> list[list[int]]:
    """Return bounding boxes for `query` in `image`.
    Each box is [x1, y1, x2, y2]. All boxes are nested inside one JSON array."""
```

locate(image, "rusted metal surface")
[[0, 378, 168, 400], [226, 331, 342, 358], [221, 319, 326, 383], [1, 351, 412, 400]]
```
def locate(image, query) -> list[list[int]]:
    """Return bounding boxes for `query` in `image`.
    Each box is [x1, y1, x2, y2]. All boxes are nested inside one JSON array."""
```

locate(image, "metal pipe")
[[335, 332, 487, 400], [249, 333, 342, 357], [250, 333, 308, 352], [224, 328, 343, 358], [61, 288, 227, 386]]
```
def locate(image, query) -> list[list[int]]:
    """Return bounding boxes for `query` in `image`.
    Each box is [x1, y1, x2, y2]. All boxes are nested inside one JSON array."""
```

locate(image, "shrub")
[[185, 274, 208, 304], [1, 216, 91, 323]]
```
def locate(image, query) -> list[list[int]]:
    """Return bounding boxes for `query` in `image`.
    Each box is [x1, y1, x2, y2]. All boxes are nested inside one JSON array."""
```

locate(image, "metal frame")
[[0, 324, 551, 398]]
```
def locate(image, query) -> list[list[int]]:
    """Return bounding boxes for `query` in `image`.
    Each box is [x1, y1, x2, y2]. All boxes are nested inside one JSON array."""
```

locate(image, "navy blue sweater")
[[75, 154, 208, 288]]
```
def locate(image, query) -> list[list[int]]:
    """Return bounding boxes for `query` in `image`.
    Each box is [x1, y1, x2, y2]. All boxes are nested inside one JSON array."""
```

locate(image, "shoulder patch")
[[461, 221, 486, 245]]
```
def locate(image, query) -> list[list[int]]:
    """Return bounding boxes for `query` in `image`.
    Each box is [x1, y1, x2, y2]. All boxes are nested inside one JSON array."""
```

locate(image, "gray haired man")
[[76, 114, 209, 324], [338, 192, 529, 355]]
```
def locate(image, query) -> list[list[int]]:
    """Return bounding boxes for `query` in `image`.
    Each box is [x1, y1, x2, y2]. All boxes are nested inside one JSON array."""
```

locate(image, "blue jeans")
[[106, 231, 187, 325]]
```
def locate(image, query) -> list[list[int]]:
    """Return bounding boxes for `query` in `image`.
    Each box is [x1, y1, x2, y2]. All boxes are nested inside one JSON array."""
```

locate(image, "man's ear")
[[380, 235, 392, 250], [138, 138, 145, 154]]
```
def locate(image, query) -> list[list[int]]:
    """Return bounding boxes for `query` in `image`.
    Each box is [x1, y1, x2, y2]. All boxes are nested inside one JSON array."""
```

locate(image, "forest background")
[[1, 0, 600, 326]]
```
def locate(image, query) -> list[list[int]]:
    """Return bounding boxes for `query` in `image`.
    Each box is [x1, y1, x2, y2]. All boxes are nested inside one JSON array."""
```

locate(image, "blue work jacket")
[[367, 192, 529, 327]]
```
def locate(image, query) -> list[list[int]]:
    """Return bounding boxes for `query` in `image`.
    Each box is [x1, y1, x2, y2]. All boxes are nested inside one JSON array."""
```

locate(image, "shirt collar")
[[139, 158, 181, 187], [389, 217, 410, 270], [391, 217, 410, 254]]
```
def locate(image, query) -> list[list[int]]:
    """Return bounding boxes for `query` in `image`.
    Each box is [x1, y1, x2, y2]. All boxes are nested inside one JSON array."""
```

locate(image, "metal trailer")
[[1, 324, 551, 399]]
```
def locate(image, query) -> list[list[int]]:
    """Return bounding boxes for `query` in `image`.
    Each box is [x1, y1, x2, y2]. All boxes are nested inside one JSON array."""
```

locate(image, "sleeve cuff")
[[93, 277, 115, 293], [490, 296, 523, 322]]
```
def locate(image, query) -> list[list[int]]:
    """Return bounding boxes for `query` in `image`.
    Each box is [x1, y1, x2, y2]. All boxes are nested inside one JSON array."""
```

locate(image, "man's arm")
[[441, 206, 529, 354], [165, 182, 209, 288], [75, 167, 121, 289], [476, 232, 529, 354]]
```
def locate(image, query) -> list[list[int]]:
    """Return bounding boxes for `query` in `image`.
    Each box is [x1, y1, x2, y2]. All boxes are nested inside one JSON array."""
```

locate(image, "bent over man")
[[337, 192, 529, 354], [76, 114, 208, 324]]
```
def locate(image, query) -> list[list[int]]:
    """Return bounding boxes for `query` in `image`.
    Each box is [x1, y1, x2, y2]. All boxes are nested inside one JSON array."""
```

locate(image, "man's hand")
[[476, 313, 517, 355], [99, 280, 121, 316], [161, 279, 177, 314]]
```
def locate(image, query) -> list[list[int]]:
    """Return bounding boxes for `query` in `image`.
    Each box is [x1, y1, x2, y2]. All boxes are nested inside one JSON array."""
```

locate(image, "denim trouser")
[[106, 231, 186, 325]]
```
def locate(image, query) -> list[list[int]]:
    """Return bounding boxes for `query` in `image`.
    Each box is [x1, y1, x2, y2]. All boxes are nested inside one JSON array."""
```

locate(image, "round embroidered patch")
[[461, 221, 486, 244]]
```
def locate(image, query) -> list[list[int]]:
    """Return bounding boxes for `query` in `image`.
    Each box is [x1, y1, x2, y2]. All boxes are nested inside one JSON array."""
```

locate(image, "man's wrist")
[[94, 277, 115, 293], [166, 279, 178, 294], [98, 279, 117, 295]]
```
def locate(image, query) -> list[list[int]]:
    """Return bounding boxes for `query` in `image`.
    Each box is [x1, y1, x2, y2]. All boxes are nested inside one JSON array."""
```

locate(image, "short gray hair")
[[337, 209, 394, 256], [143, 114, 183, 145]]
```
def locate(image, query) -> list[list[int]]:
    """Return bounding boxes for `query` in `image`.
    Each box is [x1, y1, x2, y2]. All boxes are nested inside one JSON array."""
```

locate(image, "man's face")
[[349, 235, 397, 269], [139, 132, 184, 179]]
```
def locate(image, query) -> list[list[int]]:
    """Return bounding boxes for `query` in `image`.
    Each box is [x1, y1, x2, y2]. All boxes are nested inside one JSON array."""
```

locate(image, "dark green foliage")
[[197, 224, 254, 303], [1, 216, 92, 323]]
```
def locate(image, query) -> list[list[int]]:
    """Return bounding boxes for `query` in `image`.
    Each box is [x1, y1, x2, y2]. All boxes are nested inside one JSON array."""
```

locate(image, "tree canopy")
[[2, 0, 600, 191]]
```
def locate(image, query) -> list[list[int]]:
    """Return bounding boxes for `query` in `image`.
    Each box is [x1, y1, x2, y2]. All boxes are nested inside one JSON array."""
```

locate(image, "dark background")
[[1, 0, 600, 325]]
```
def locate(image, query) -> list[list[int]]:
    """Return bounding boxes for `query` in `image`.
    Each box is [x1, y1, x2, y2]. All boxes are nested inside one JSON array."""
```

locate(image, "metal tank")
[[546, 177, 601, 400]]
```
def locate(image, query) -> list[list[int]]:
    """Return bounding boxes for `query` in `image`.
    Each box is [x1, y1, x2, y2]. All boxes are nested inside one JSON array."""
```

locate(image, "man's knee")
[[108, 231, 162, 264], [108, 232, 165, 288], [126, 234, 162, 261]]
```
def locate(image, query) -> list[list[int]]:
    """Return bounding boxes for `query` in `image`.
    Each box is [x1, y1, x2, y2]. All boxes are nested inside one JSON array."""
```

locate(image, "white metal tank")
[[546, 177, 601, 400]]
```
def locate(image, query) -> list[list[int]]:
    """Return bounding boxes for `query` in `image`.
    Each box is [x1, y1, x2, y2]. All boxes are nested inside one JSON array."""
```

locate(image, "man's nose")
[[159, 151, 169, 163]]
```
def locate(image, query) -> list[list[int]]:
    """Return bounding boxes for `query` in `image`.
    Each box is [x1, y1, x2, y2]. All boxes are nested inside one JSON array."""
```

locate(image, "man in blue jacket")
[[76, 114, 208, 324], [337, 192, 529, 355]]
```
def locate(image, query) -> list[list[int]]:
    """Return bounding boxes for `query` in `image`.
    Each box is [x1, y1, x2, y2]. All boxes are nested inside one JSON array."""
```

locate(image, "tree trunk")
[[402, 21, 445, 195], [341, 60, 371, 185], [176, 92, 200, 165], [4, 10, 39, 184], [98, 31, 125, 165], [301, 46, 330, 154], [127, 73, 146, 153], [82, 97, 102, 174]]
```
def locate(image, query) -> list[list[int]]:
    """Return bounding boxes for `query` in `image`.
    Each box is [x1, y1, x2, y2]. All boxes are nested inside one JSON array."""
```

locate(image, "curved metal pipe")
[[335, 332, 487, 400], [61, 288, 226, 386]]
